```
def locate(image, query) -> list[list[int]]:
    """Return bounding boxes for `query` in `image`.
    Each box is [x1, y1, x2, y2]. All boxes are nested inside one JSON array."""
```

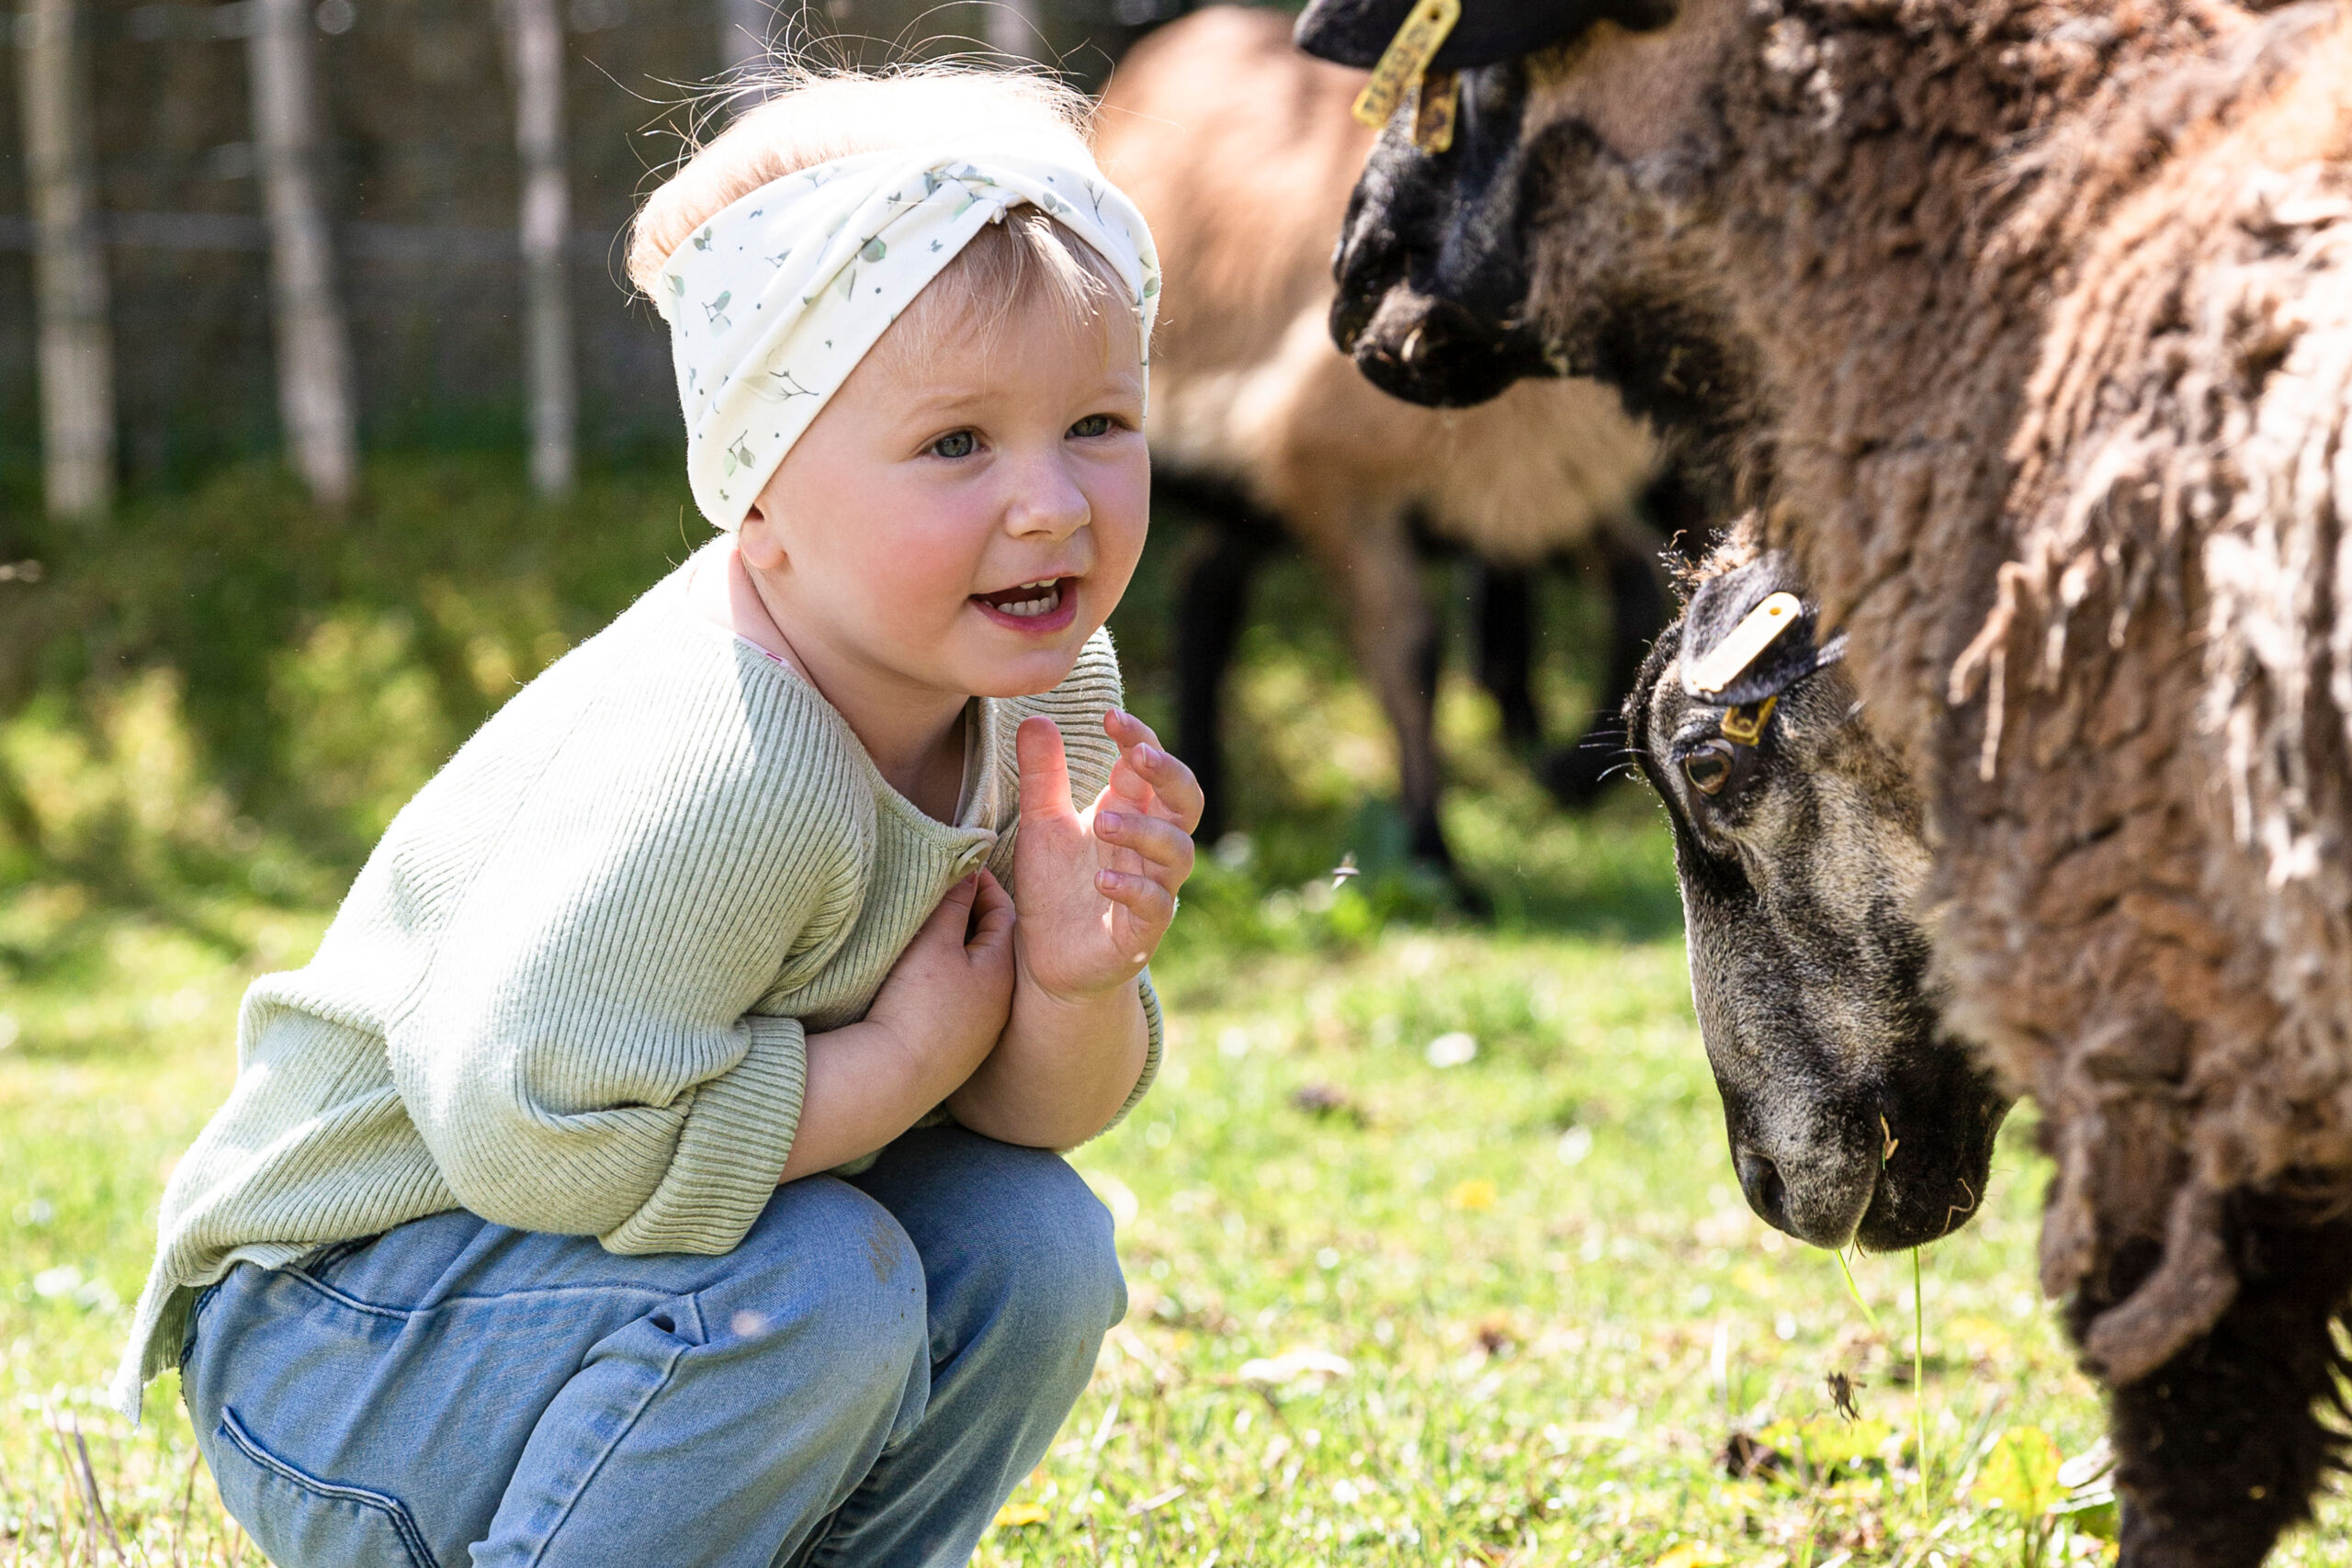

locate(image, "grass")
[[2, 459, 2348, 1564]]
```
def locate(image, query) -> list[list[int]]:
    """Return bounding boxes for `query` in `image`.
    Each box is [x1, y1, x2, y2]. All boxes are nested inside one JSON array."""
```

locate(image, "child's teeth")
[[996, 582, 1062, 618]]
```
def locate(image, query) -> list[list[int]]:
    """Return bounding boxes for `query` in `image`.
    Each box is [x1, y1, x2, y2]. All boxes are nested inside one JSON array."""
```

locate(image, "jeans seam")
[[283, 1269, 415, 1321], [515, 1316, 695, 1568], [216, 1406, 440, 1568], [286, 1269, 686, 1335], [286, 1267, 677, 1322]]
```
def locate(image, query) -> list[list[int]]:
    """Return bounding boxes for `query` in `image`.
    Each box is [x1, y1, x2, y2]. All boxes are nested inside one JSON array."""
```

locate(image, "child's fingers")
[[1103, 711, 1165, 806], [1016, 716, 1076, 827], [1114, 740, 1205, 834], [1103, 708, 1164, 753], [967, 868, 1016, 951], [1094, 809, 1195, 881], [1094, 867, 1176, 928], [914, 874, 980, 945]]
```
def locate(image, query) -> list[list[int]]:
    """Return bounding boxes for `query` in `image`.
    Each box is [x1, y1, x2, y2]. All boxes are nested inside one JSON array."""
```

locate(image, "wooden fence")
[[0, 0, 1187, 518]]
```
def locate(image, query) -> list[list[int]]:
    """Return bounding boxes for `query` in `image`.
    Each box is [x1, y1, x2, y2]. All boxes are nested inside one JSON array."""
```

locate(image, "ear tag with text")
[[1351, 0, 1462, 131], [1682, 591, 1802, 698], [1411, 68, 1459, 152]]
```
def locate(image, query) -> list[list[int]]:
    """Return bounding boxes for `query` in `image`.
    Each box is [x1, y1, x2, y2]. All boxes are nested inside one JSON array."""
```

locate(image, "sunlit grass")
[[5, 463, 2350, 1563]]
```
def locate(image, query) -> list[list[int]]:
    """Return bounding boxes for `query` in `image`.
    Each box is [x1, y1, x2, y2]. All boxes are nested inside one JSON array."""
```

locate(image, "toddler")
[[113, 64, 1197, 1568]]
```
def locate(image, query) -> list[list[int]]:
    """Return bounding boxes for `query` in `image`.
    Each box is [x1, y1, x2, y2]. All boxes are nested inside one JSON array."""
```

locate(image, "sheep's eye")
[[930, 430, 977, 458], [1684, 742, 1737, 797]]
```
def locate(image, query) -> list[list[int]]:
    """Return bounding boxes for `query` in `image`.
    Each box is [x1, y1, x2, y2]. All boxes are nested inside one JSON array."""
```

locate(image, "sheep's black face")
[[1329, 60, 1558, 408], [1322, 1, 1756, 436], [1629, 553, 2012, 1253]]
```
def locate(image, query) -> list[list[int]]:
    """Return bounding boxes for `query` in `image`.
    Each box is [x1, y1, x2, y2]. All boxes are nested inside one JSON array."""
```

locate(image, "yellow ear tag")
[[1682, 591, 1803, 698], [1351, 0, 1462, 131], [1411, 68, 1459, 152]]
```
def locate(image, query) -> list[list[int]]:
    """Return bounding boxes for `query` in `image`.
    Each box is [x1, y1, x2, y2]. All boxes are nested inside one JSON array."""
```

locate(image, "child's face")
[[741, 283, 1148, 703]]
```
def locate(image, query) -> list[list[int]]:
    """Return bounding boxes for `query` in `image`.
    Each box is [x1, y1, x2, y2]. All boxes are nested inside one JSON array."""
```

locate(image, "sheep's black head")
[[1629, 547, 2012, 1253], [1306, 0, 1748, 430], [1322, 52, 1557, 407]]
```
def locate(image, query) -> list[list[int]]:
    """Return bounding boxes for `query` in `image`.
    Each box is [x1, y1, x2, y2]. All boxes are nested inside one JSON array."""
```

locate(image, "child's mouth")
[[972, 577, 1078, 633]]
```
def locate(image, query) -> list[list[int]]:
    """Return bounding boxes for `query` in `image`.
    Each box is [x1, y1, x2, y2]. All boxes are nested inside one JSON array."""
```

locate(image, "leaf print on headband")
[[860, 237, 888, 263], [750, 368, 819, 403], [692, 227, 713, 251], [720, 433, 755, 478], [703, 290, 733, 329]]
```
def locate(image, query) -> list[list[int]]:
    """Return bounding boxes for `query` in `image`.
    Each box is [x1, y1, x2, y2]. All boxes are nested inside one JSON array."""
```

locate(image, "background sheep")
[[1094, 6, 1677, 881], [1306, 0, 2352, 1561]]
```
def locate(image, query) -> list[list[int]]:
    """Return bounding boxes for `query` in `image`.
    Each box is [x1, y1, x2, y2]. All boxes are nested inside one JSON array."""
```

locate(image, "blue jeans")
[[180, 1127, 1125, 1568]]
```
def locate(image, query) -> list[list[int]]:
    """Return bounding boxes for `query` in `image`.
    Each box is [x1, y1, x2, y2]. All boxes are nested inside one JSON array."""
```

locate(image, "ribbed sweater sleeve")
[[386, 654, 865, 1256]]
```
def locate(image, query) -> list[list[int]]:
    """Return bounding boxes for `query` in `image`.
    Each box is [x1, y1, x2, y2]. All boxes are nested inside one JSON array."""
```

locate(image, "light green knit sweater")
[[111, 556, 1161, 1420]]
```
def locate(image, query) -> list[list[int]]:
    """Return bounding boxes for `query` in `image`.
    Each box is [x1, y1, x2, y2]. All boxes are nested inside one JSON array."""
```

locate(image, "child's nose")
[[1002, 449, 1091, 540]]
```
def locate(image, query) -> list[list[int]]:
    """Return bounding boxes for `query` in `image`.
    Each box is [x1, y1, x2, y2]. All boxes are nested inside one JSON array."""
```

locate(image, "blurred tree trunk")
[[984, 0, 1043, 58], [17, 0, 114, 520], [505, 0, 575, 497], [248, 0, 357, 506], [718, 0, 769, 83]]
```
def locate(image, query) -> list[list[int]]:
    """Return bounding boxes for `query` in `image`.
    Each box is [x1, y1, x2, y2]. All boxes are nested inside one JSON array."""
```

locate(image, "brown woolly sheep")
[[1303, 0, 2352, 1562], [1092, 6, 1678, 880]]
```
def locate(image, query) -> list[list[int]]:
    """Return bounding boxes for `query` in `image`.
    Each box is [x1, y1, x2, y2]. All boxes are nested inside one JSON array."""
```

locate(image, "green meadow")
[[2, 463, 2345, 1564]]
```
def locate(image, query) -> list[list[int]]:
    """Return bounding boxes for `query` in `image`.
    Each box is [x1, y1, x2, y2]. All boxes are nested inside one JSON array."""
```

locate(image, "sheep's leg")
[[1540, 528, 1670, 807], [1470, 565, 1541, 749], [2097, 1201, 2352, 1568], [1167, 497, 1278, 848], [1296, 504, 1455, 876]]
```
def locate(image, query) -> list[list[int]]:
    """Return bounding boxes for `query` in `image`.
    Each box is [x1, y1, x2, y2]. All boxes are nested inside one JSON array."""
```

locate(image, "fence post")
[[17, 0, 114, 520], [248, 0, 356, 506], [505, 0, 574, 497]]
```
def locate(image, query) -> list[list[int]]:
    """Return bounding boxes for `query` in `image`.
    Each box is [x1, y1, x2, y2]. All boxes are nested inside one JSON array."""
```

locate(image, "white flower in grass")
[[1423, 1032, 1476, 1069]]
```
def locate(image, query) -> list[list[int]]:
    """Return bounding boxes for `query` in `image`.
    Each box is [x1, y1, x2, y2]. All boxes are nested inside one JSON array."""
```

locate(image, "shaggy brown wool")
[[1407, 0, 2352, 1554], [1685, 0, 2352, 1384], [1507, 0, 2348, 1374]]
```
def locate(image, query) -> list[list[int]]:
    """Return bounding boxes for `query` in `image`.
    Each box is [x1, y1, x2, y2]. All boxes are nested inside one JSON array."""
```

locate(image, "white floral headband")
[[652, 130, 1162, 532]]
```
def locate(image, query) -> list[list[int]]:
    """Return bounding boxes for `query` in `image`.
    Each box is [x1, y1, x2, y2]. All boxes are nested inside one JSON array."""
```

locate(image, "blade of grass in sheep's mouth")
[[1836, 1247, 1883, 1334]]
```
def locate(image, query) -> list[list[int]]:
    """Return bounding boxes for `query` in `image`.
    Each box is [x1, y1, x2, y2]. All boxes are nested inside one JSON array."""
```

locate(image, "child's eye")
[[929, 430, 978, 458], [1068, 414, 1115, 439]]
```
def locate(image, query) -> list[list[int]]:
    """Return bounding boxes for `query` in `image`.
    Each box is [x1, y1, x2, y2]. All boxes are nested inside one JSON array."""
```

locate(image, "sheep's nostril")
[[1736, 1146, 1791, 1233]]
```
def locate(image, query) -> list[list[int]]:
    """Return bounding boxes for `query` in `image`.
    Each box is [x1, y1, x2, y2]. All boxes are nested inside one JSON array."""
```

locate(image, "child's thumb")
[[921, 873, 980, 937], [1015, 716, 1074, 825], [967, 869, 1016, 951]]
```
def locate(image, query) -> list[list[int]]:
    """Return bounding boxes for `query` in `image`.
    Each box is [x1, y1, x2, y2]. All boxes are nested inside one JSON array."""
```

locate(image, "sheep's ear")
[[1294, 0, 1675, 73], [1679, 554, 1844, 707]]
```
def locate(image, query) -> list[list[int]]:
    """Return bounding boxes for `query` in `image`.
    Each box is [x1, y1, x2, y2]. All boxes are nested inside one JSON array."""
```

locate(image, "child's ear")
[[737, 504, 788, 571]]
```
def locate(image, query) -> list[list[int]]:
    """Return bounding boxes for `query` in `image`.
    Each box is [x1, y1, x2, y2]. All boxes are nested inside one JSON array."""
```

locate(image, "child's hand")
[[1012, 711, 1204, 1003], [865, 871, 1016, 1080]]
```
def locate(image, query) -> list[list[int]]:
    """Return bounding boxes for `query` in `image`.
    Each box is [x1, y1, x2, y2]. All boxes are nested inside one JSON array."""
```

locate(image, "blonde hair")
[[628, 66, 1131, 356]]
